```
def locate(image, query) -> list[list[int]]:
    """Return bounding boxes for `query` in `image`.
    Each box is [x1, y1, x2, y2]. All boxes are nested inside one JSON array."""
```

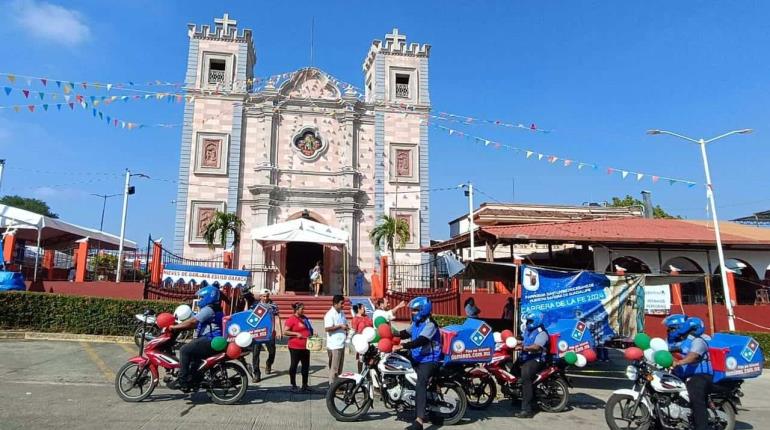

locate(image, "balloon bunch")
[[493, 330, 519, 350], [351, 317, 401, 355], [623, 333, 674, 368], [210, 331, 255, 360]]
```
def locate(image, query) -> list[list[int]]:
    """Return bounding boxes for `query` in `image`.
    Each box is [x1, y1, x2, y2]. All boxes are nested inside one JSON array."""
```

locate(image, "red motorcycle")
[[463, 342, 571, 412], [114, 310, 250, 404]]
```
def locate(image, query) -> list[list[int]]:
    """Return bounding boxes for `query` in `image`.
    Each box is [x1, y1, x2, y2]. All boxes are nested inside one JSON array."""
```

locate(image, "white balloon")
[[650, 337, 668, 352], [362, 327, 376, 342], [235, 332, 253, 348], [493, 332, 502, 343], [643, 348, 656, 364], [505, 337, 518, 349], [174, 304, 193, 322], [352, 335, 369, 354], [575, 354, 587, 368]]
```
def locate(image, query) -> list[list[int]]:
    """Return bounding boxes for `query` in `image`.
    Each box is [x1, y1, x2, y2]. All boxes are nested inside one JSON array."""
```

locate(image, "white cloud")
[[32, 186, 85, 199], [11, 0, 90, 47]]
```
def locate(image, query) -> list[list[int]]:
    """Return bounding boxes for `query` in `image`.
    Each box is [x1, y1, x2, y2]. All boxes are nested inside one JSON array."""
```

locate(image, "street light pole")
[[116, 169, 131, 283], [647, 128, 753, 332], [462, 182, 476, 294], [91, 193, 121, 232]]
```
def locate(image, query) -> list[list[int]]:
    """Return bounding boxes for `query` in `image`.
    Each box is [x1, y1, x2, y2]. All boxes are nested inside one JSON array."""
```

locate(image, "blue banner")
[[224, 304, 274, 343], [520, 265, 645, 345]]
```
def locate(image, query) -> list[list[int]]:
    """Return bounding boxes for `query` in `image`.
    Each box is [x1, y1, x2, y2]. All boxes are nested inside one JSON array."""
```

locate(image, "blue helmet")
[[196, 285, 220, 308], [409, 296, 432, 322], [663, 314, 688, 342], [525, 311, 545, 331], [683, 317, 705, 337]]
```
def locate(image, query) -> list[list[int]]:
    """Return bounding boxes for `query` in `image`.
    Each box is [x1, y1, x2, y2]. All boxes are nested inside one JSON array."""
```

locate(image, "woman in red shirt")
[[284, 302, 313, 392], [350, 304, 373, 372]]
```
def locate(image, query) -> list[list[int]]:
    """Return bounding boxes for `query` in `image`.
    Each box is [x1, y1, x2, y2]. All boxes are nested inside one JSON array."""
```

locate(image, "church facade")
[[174, 15, 431, 294]]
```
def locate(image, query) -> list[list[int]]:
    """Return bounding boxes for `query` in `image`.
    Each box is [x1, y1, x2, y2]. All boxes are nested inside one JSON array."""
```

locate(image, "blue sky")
[[1, 0, 769, 247]]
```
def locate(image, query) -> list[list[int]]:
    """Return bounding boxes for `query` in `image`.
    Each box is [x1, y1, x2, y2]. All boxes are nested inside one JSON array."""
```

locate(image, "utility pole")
[[116, 170, 149, 283], [462, 182, 476, 294]]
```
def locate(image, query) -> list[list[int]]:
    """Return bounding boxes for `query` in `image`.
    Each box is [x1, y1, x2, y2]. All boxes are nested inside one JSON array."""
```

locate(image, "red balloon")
[[624, 347, 644, 361], [501, 330, 514, 341], [377, 324, 393, 339], [378, 338, 393, 353], [226, 343, 242, 359], [155, 312, 175, 329], [392, 337, 401, 345], [582, 349, 597, 363]]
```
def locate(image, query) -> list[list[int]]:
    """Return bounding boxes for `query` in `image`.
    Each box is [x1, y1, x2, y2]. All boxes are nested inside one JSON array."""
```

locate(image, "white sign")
[[644, 284, 671, 315]]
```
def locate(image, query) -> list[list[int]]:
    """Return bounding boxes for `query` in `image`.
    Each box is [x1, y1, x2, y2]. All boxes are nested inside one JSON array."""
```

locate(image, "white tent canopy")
[[0, 203, 137, 251], [250, 218, 349, 247]]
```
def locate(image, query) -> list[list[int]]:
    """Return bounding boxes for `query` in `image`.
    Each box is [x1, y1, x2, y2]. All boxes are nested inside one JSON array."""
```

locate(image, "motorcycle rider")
[[392, 297, 443, 430], [168, 285, 224, 390], [512, 311, 550, 419], [669, 316, 712, 430], [662, 313, 688, 347]]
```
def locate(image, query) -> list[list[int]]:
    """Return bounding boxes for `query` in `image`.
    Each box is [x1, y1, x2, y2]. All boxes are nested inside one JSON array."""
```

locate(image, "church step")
[[269, 295, 353, 320]]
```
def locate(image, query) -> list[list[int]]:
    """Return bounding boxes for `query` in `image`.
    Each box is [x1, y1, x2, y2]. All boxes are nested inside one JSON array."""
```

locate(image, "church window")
[[208, 59, 227, 85], [395, 74, 410, 98], [292, 127, 327, 161]]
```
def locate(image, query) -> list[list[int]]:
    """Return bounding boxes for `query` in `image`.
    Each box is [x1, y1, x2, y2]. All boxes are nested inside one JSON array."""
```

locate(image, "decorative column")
[[150, 239, 163, 285], [669, 268, 683, 307], [42, 250, 55, 280], [3, 233, 15, 266], [725, 270, 738, 307], [74, 238, 89, 283]]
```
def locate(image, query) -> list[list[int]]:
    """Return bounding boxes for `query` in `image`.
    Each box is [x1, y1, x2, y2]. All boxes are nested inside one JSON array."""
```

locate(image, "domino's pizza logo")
[[246, 305, 267, 327], [470, 323, 492, 346], [572, 321, 586, 341], [741, 339, 759, 362], [452, 340, 466, 353]]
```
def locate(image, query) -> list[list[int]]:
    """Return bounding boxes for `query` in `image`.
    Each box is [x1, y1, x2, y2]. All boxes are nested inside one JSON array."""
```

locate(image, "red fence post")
[[725, 271, 737, 307], [3, 233, 15, 268], [670, 268, 683, 307], [74, 238, 89, 283], [150, 240, 163, 286]]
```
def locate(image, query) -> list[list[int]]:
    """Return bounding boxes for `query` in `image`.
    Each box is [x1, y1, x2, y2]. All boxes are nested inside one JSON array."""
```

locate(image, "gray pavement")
[[0, 339, 767, 430]]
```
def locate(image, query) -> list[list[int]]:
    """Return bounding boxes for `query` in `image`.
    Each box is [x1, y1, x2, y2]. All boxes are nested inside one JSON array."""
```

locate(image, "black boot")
[[404, 421, 424, 430]]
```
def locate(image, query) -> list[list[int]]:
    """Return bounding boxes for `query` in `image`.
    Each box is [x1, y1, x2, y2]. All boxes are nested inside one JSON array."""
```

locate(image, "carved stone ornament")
[[396, 149, 411, 177], [197, 208, 215, 237], [202, 139, 221, 168], [292, 127, 327, 161]]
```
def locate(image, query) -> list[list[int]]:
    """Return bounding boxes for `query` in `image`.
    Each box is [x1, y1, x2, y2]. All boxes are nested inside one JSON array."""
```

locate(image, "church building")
[[174, 14, 431, 294]]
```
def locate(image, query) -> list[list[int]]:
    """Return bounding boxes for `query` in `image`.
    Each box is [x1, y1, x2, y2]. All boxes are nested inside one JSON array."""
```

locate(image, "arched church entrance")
[[285, 241, 324, 292]]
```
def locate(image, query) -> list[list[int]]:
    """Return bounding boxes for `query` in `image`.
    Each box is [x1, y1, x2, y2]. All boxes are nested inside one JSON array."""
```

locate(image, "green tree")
[[609, 195, 679, 219], [369, 215, 411, 262], [202, 211, 244, 250], [0, 195, 58, 218]]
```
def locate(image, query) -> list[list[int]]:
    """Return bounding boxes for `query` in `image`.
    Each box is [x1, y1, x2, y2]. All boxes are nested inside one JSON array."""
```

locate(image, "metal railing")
[[395, 83, 409, 98], [389, 258, 451, 293], [208, 69, 225, 85], [85, 248, 147, 283]]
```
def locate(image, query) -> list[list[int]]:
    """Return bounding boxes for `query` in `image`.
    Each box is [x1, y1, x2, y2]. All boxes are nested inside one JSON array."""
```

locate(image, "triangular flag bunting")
[[106, 84, 112, 91], [3, 87, 10, 96], [22, 90, 29, 98], [526, 151, 534, 159], [607, 168, 615, 175], [688, 182, 696, 188], [652, 176, 660, 183], [63, 85, 71, 94], [27, 105, 34, 112], [42, 104, 48, 111], [68, 102, 74, 110], [38, 92, 44, 100], [82, 82, 87, 89], [114, 119, 118, 127], [7, 74, 16, 83], [40, 79, 47, 86], [13, 106, 20, 112], [621, 171, 629, 179], [64, 95, 71, 102], [636, 173, 644, 181], [56, 104, 61, 111], [92, 108, 96, 117], [564, 159, 572, 167], [548, 156, 557, 163], [56, 81, 61, 88], [537, 154, 544, 160], [669, 179, 676, 185]]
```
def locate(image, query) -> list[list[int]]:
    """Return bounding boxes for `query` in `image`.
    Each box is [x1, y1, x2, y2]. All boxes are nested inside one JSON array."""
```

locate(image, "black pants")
[[415, 362, 440, 421], [686, 374, 713, 430], [289, 348, 310, 388], [178, 337, 216, 384], [514, 359, 545, 413], [252, 339, 276, 375]]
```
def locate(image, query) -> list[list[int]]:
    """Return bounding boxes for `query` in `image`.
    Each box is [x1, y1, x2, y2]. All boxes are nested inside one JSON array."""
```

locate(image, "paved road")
[[0, 340, 767, 430]]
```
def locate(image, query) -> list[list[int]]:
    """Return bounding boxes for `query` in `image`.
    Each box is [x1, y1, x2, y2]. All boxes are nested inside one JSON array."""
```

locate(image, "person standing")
[[284, 302, 313, 392], [354, 270, 365, 296], [464, 297, 481, 318], [248, 289, 282, 383], [350, 304, 373, 373], [311, 261, 323, 297], [501, 297, 515, 322], [324, 294, 348, 386]]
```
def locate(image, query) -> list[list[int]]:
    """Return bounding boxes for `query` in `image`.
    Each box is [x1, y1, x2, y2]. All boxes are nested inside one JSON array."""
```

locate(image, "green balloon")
[[564, 351, 578, 365], [654, 350, 674, 368], [372, 333, 381, 343], [211, 336, 227, 351], [374, 316, 388, 328], [634, 333, 651, 350]]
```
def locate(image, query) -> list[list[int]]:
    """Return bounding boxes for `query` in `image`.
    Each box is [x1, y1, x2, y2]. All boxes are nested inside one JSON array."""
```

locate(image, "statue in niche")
[[396, 149, 411, 177], [294, 130, 323, 158], [202, 139, 220, 168], [197, 208, 215, 237]]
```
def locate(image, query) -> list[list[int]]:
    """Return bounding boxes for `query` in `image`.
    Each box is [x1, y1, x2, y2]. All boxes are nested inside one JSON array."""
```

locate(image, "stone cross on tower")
[[214, 13, 237, 34], [385, 28, 406, 50]]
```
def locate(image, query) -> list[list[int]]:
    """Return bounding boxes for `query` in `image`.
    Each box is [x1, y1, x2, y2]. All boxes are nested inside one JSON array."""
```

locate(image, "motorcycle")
[[326, 345, 468, 425], [604, 360, 741, 430], [133, 310, 191, 347], [116, 310, 251, 405], [462, 344, 571, 412]]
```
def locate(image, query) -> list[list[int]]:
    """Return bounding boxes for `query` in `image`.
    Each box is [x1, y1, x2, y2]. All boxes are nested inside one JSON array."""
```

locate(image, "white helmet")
[[174, 304, 193, 322]]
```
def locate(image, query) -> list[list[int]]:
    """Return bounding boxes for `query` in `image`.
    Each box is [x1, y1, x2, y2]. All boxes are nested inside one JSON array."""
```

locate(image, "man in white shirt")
[[372, 297, 406, 323], [324, 294, 349, 386]]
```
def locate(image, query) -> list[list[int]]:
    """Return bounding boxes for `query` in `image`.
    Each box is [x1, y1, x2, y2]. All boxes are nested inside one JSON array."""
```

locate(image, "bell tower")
[[363, 28, 431, 263]]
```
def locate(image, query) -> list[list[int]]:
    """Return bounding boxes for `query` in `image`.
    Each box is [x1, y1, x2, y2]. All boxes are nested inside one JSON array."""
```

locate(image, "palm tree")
[[369, 215, 410, 262], [202, 211, 244, 250]]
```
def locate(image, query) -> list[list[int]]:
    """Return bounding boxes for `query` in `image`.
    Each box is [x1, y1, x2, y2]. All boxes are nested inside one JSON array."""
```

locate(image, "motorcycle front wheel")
[[429, 381, 468, 426], [207, 362, 248, 405], [604, 393, 652, 430], [115, 362, 155, 402], [465, 374, 497, 410], [537, 377, 569, 412], [326, 378, 372, 422]]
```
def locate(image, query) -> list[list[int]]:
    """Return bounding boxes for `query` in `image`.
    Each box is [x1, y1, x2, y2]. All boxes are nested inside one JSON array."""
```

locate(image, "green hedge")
[[0, 291, 176, 336], [434, 314, 466, 326]]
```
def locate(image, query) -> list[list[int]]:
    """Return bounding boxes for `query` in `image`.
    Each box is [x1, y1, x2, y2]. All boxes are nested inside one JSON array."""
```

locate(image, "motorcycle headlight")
[[625, 365, 639, 381]]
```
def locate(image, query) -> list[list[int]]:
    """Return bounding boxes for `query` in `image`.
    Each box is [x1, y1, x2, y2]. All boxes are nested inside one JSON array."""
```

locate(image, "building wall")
[[593, 247, 770, 277]]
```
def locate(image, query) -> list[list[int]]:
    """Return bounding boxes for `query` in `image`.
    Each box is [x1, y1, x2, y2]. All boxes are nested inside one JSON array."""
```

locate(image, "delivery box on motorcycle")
[[707, 333, 764, 383], [223, 303, 274, 343], [440, 318, 495, 364], [546, 319, 595, 356]]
